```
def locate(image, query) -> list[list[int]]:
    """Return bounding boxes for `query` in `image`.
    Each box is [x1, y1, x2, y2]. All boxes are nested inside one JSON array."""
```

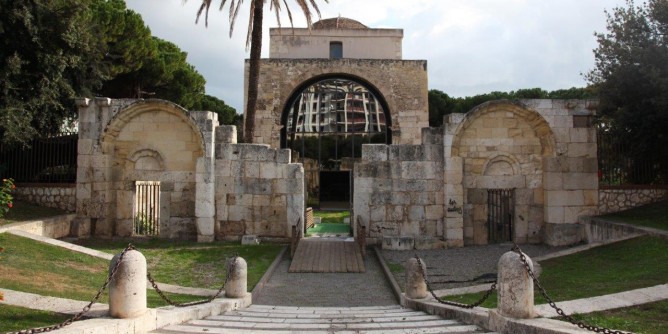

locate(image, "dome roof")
[[312, 17, 368, 30]]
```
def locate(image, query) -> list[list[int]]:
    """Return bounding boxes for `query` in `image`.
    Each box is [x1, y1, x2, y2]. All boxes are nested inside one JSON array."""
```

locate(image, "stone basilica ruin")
[[74, 17, 600, 247]]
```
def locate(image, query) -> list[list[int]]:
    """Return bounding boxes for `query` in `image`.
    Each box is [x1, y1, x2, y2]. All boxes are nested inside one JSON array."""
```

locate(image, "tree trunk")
[[244, 0, 264, 143]]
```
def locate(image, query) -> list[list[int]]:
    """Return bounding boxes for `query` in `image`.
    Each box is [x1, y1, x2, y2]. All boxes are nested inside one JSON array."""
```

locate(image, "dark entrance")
[[487, 189, 515, 243], [281, 77, 391, 210], [319, 171, 350, 210]]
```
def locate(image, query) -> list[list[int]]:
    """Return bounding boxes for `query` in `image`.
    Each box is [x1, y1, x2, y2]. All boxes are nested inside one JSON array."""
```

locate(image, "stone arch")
[[483, 154, 520, 176], [452, 100, 556, 157], [100, 99, 205, 239], [128, 149, 165, 171], [101, 99, 205, 157], [279, 73, 393, 147], [451, 100, 555, 245]]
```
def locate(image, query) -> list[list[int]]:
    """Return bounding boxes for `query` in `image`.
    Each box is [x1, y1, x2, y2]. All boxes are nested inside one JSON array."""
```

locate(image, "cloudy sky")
[[125, 0, 627, 113]]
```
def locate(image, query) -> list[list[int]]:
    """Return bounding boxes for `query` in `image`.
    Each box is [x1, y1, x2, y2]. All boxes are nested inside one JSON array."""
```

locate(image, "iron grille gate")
[[134, 181, 160, 236], [487, 188, 514, 243]]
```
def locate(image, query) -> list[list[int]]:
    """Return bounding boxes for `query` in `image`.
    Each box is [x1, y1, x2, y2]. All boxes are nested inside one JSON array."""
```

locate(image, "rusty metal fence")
[[134, 181, 160, 236], [0, 132, 77, 183], [487, 189, 514, 243]]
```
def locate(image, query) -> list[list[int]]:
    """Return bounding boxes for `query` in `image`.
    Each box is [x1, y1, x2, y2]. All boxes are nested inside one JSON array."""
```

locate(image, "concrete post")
[[109, 249, 147, 318], [405, 257, 428, 299], [225, 257, 247, 298], [497, 251, 535, 318]]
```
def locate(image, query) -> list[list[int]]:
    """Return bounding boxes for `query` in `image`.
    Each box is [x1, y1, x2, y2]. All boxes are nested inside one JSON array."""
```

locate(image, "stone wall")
[[599, 187, 668, 214], [214, 126, 304, 240], [354, 128, 444, 246], [13, 185, 76, 212], [248, 59, 428, 148]]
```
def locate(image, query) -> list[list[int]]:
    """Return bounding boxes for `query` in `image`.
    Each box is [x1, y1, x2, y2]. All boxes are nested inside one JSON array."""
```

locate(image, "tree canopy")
[[586, 0, 668, 163], [0, 0, 237, 148], [428, 87, 595, 127]]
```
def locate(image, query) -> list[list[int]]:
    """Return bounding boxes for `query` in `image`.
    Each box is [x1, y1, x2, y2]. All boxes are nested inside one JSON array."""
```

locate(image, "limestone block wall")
[[599, 188, 668, 214], [13, 185, 76, 212], [75, 98, 215, 240], [214, 126, 304, 240], [249, 59, 428, 148], [354, 128, 444, 245]]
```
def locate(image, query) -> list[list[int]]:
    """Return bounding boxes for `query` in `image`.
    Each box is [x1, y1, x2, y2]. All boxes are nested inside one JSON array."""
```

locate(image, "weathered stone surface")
[[109, 250, 147, 319], [405, 257, 428, 299], [497, 251, 535, 319], [225, 257, 248, 298]]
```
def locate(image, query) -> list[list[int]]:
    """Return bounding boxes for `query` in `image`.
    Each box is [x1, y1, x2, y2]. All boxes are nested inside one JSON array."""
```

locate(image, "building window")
[[330, 42, 343, 59]]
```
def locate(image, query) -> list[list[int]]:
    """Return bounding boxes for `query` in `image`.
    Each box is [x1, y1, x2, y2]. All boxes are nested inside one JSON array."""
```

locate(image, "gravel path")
[[381, 243, 567, 290], [254, 250, 398, 307]]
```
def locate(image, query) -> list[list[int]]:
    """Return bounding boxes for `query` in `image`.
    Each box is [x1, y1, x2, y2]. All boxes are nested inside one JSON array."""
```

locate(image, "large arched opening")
[[281, 75, 392, 211]]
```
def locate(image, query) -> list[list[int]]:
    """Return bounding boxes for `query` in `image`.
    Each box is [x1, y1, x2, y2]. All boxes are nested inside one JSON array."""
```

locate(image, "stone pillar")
[[497, 251, 535, 318], [109, 249, 147, 318], [405, 257, 428, 299], [225, 257, 247, 298]]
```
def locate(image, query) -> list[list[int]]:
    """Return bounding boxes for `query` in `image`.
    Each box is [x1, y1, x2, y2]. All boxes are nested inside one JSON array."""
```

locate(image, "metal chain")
[[511, 243, 632, 334], [7, 244, 136, 334], [415, 256, 497, 309], [146, 253, 238, 308]]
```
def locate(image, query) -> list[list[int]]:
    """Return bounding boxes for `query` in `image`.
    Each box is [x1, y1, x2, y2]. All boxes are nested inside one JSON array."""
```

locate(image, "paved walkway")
[[289, 238, 365, 273], [254, 249, 397, 307]]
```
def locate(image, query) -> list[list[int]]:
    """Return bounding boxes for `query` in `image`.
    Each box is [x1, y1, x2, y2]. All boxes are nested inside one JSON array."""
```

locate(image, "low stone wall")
[[13, 185, 76, 212], [214, 127, 304, 241], [0, 213, 76, 238], [599, 187, 668, 214], [354, 128, 445, 247]]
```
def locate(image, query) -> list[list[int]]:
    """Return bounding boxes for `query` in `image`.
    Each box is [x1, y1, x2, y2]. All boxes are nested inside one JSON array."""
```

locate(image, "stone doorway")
[[133, 181, 160, 236], [487, 188, 515, 243]]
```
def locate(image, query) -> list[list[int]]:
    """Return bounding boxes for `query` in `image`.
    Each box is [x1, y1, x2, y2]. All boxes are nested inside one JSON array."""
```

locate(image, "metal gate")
[[134, 181, 160, 236], [487, 188, 514, 243]]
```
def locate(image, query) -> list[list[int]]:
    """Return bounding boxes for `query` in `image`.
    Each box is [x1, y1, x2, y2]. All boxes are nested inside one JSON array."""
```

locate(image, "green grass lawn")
[[306, 223, 352, 236], [564, 300, 668, 334], [73, 238, 283, 290], [313, 210, 350, 224], [0, 200, 67, 226], [600, 199, 668, 231], [440, 236, 668, 310], [1, 233, 282, 316], [0, 304, 71, 333]]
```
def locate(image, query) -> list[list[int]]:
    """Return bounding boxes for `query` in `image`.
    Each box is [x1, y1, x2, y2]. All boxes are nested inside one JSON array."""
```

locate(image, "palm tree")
[[195, 0, 327, 143]]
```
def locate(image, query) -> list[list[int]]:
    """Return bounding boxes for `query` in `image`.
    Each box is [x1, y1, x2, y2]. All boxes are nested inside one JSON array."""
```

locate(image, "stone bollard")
[[225, 257, 247, 298], [405, 257, 428, 299], [496, 251, 535, 319], [109, 249, 147, 319]]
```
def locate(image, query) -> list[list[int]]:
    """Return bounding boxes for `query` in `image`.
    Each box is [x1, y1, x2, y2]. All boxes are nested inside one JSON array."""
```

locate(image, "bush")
[[0, 178, 15, 218]]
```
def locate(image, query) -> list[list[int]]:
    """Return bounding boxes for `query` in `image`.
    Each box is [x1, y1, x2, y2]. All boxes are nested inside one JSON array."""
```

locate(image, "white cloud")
[[125, 0, 628, 112]]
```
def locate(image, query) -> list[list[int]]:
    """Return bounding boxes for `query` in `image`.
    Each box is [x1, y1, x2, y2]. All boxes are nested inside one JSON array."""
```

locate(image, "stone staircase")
[[153, 304, 494, 333]]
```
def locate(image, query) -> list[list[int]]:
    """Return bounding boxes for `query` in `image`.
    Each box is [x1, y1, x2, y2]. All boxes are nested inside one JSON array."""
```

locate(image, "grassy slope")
[[566, 300, 668, 334], [441, 236, 668, 309], [312, 210, 350, 224], [0, 200, 67, 226], [0, 304, 70, 332], [600, 199, 668, 231]]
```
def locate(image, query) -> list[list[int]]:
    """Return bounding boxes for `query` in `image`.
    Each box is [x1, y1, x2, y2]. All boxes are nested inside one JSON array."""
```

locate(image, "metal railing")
[[598, 132, 667, 186], [0, 132, 78, 184], [134, 181, 160, 236]]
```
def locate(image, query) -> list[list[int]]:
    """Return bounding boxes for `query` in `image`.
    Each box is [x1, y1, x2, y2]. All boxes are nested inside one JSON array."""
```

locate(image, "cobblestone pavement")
[[253, 250, 398, 307], [382, 243, 567, 290]]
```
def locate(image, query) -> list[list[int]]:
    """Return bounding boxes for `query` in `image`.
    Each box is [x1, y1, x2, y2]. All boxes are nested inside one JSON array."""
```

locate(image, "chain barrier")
[[511, 243, 632, 334], [146, 253, 238, 307], [415, 256, 497, 309], [6, 244, 136, 334]]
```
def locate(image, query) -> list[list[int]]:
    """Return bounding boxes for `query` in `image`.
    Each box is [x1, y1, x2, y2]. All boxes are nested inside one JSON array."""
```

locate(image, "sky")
[[125, 0, 628, 113]]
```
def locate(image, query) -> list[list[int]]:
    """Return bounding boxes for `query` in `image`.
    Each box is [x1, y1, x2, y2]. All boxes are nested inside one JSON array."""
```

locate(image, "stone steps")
[[153, 304, 493, 333]]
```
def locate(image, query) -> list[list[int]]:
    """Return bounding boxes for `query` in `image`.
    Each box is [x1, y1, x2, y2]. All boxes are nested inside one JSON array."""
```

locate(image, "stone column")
[[497, 251, 535, 318], [109, 249, 147, 318], [405, 257, 428, 299], [225, 257, 247, 298]]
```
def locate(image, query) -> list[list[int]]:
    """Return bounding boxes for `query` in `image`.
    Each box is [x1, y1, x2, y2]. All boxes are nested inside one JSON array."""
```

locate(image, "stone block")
[[361, 144, 388, 161], [241, 235, 260, 245], [215, 125, 237, 144], [425, 205, 444, 220], [382, 236, 415, 250], [543, 222, 584, 246], [567, 143, 597, 158], [562, 172, 598, 190], [408, 206, 425, 220]]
